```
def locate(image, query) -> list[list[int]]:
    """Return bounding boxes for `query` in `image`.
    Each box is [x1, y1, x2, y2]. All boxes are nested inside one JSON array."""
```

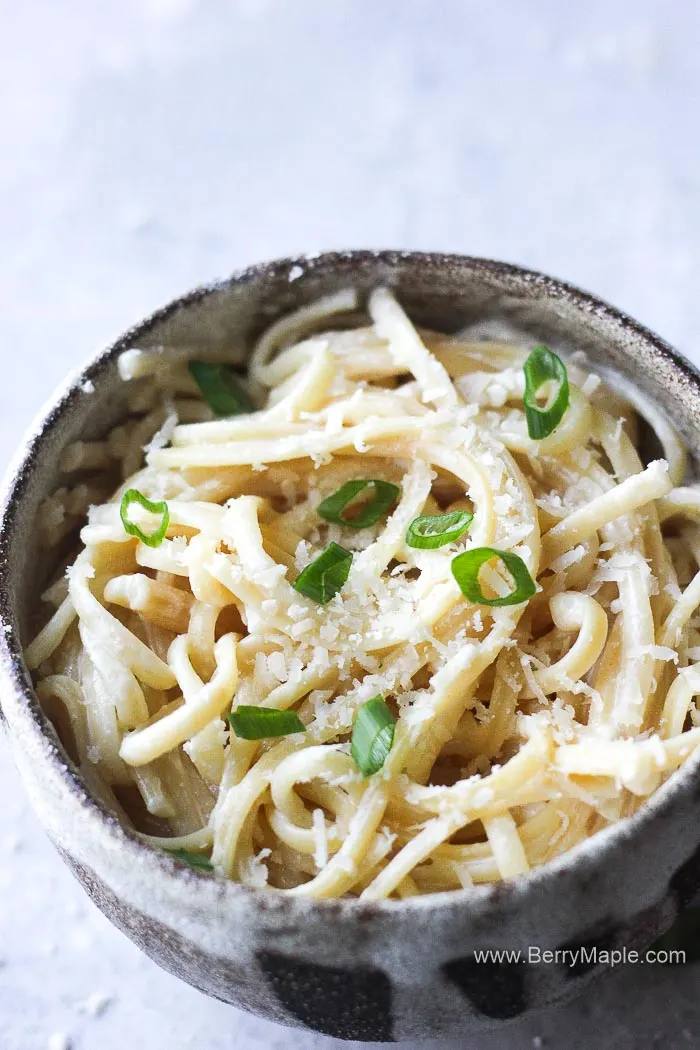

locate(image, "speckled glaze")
[[2, 252, 700, 1042]]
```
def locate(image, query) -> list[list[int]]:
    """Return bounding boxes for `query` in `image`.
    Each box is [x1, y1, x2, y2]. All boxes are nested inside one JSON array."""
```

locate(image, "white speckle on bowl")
[[288, 264, 303, 282], [80, 379, 95, 394]]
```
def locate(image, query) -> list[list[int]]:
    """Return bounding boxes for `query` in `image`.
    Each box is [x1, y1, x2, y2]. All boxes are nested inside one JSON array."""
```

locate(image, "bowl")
[[2, 251, 700, 1042]]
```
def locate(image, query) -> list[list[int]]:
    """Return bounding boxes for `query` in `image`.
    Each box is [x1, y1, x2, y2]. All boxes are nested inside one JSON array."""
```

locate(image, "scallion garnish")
[[350, 695, 396, 777], [406, 510, 473, 549], [169, 849, 214, 873], [451, 547, 536, 607], [188, 361, 254, 417], [317, 479, 400, 529], [120, 488, 169, 548], [523, 345, 570, 439], [226, 707, 305, 740], [293, 542, 352, 604]]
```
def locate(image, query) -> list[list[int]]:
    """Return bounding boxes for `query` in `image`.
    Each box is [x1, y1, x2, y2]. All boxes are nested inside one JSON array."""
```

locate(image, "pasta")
[[26, 286, 700, 899]]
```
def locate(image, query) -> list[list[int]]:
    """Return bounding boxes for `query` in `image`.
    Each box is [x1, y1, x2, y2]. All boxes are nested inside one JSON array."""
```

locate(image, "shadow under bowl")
[[2, 251, 700, 1042]]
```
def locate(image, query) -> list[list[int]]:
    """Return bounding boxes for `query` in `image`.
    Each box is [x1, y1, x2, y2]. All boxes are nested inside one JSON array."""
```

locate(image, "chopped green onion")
[[351, 695, 396, 777], [226, 707, 305, 740], [120, 488, 169, 548], [317, 479, 400, 529], [169, 849, 214, 873], [523, 345, 570, 439], [293, 542, 352, 604], [188, 361, 254, 417], [451, 547, 536, 607], [406, 510, 473, 549]]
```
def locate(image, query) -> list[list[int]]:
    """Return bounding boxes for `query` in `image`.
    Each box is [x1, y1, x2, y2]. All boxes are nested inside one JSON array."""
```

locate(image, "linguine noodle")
[[26, 287, 700, 899]]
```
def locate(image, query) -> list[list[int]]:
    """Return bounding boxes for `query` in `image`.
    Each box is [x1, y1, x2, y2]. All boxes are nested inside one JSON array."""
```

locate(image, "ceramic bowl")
[[2, 251, 700, 1043]]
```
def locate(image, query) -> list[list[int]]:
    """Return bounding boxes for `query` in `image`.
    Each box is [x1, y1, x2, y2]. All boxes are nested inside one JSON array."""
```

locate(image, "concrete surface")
[[2, 1, 700, 1047]]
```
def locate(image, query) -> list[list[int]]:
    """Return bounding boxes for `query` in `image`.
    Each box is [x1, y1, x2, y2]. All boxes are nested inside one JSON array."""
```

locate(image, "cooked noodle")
[[26, 287, 700, 898]]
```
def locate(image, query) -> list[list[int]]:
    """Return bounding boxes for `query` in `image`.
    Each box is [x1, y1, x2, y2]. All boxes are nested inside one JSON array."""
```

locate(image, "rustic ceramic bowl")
[[2, 251, 700, 1042]]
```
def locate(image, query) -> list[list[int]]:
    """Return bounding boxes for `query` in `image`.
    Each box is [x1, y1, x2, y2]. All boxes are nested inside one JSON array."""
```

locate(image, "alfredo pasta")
[[25, 288, 700, 898]]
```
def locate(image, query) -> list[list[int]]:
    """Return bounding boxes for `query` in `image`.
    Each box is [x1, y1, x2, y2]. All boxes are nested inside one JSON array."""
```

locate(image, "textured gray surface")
[[2, 1, 700, 1047]]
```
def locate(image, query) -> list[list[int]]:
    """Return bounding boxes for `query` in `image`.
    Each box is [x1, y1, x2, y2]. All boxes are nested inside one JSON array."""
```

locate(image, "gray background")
[[2, 1, 700, 1047]]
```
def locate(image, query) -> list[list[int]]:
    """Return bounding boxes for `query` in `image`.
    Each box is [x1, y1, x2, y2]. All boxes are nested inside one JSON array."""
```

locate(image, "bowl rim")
[[3, 247, 700, 918]]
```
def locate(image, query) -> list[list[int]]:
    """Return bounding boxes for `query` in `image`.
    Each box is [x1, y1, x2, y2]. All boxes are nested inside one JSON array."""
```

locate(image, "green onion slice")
[[226, 707, 305, 740], [451, 547, 536, 607], [406, 510, 473, 549], [169, 849, 214, 873], [523, 345, 570, 439], [350, 695, 396, 777], [120, 488, 169, 548], [188, 361, 254, 417], [293, 542, 352, 604], [317, 479, 400, 529]]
